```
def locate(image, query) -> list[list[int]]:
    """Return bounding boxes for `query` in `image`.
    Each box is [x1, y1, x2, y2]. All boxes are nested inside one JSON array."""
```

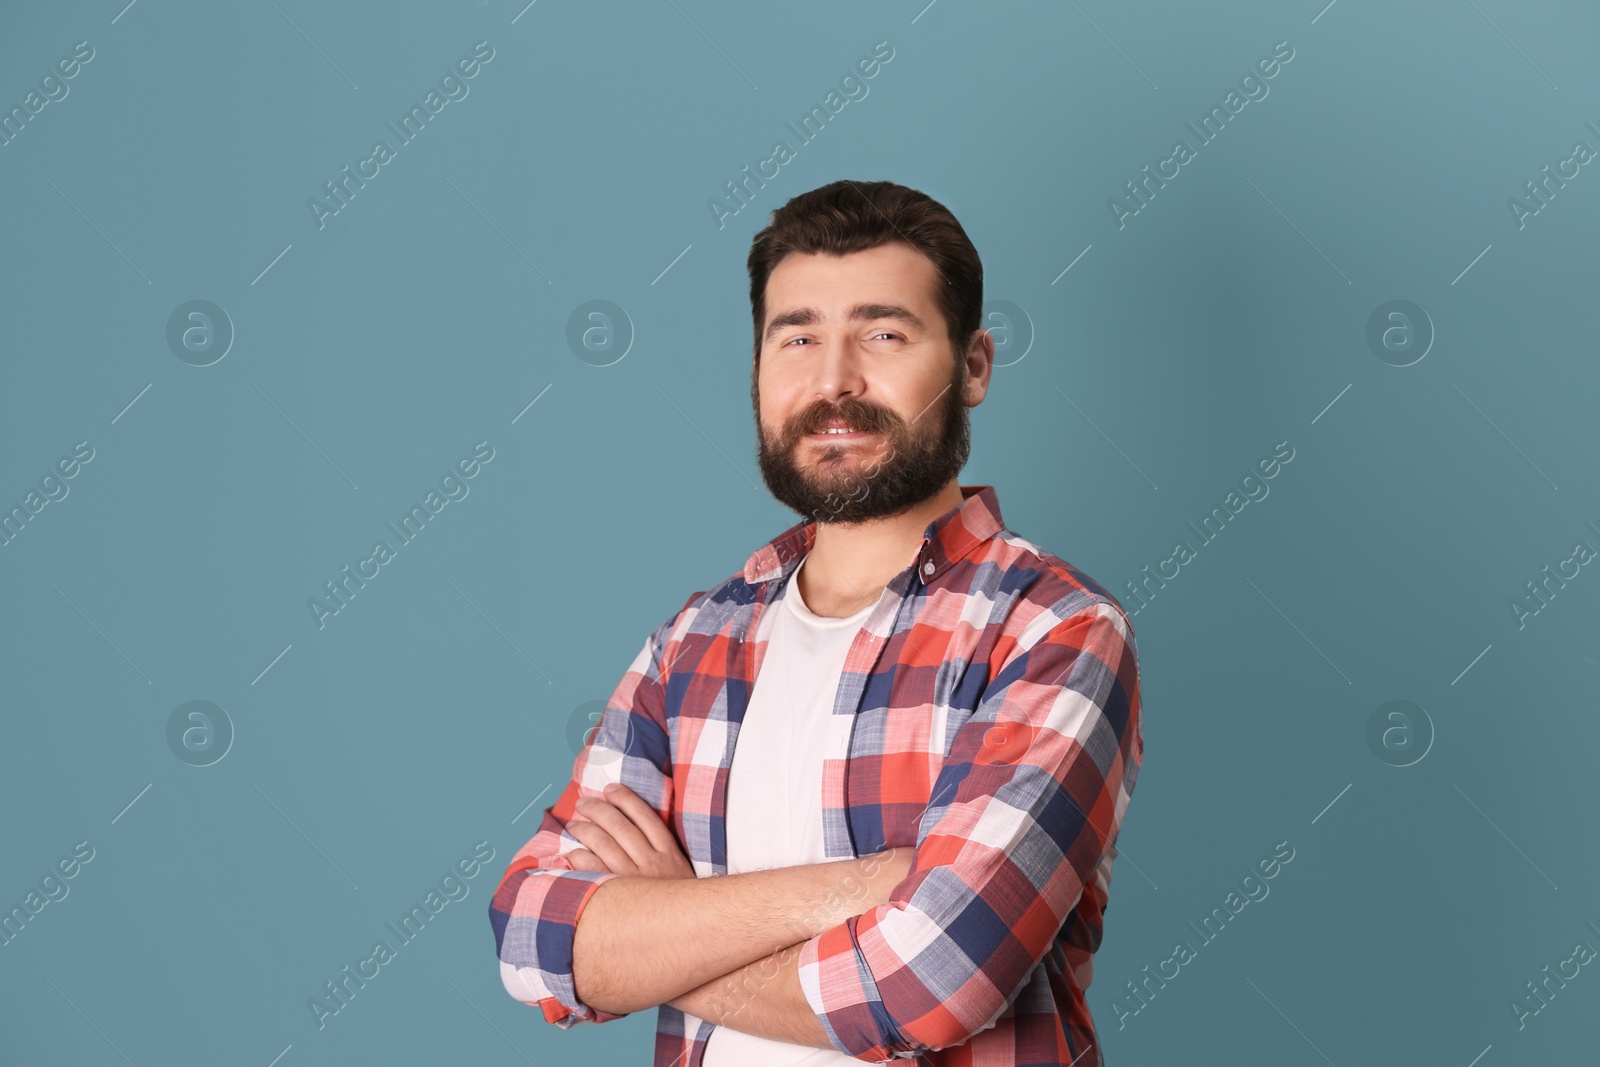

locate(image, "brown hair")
[[746, 180, 983, 365]]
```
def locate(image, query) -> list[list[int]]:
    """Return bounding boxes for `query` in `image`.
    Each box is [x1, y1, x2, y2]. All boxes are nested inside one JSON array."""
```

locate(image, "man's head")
[[747, 180, 992, 525]]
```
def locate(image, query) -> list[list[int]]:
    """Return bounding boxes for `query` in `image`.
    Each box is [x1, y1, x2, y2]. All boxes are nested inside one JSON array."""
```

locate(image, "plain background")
[[2, 1, 1598, 1064]]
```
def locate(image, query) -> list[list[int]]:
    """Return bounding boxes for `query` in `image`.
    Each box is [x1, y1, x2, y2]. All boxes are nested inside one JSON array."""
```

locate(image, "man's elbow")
[[499, 955, 634, 1027], [488, 879, 622, 1023], [879, 969, 1019, 1053], [571, 951, 642, 1016]]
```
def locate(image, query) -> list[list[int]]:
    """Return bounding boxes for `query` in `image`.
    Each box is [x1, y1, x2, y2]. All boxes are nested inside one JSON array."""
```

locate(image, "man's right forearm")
[[571, 851, 902, 1016]]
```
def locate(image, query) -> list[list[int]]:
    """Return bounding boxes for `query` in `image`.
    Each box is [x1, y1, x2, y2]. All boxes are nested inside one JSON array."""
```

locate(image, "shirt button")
[[923, 560, 935, 576]]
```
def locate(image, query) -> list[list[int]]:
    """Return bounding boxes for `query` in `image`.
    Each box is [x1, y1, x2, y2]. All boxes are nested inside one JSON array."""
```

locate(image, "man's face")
[[752, 241, 990, 525]]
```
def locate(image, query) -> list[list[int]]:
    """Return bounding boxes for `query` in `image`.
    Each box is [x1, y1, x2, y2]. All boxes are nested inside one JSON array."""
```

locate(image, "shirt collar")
[[742, 484, 1005, 588]]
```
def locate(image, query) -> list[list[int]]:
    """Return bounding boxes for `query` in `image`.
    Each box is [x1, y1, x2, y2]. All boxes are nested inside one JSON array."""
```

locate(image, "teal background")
[[3, 0, 1599, 1064]]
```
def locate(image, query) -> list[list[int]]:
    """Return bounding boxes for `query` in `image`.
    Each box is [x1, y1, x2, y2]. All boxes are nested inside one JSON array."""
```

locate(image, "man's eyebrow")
[[763, 303, 928, 344]]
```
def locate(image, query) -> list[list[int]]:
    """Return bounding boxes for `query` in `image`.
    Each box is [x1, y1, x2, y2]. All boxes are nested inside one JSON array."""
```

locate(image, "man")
[[488, 179, 1144, 1066]]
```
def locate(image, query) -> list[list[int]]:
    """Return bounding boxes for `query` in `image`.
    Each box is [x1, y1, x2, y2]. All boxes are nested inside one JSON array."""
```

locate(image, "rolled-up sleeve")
[[797, 597, 1143, 1059], [488, 601, 689, 1027]]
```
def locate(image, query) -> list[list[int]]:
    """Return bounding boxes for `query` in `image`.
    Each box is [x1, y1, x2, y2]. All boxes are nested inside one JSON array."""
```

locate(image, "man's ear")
[[963, 328, 994, 402], [972, 324, 995, 363]]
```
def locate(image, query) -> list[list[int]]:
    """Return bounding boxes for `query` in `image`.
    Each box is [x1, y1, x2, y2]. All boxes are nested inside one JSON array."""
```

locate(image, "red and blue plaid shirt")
[[488, 484, 1144, 1065]]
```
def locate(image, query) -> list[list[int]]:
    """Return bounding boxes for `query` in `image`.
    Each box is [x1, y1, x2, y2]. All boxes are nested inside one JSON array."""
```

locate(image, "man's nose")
[[807, 335, 868, 399]]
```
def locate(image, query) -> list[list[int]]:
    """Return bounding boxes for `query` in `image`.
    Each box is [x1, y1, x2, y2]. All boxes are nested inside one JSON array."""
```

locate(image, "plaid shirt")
[[488, 484, 1144, 1065]]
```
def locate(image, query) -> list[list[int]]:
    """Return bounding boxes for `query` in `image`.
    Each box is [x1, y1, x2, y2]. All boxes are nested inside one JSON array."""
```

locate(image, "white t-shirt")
[[702, 553, 874, 1067]]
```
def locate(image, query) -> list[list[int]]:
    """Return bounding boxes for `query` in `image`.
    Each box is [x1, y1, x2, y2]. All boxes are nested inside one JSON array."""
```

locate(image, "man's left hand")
[[565, 784, 694, 880]]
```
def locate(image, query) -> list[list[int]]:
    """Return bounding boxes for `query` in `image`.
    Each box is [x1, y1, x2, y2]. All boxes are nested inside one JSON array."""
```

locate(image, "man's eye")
[[785, 337, 813, 346], [872, 332, 900, 341]]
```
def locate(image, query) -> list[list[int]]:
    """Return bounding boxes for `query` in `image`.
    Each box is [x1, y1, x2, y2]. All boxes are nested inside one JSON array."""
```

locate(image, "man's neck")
[[796, 479, 965, 618]]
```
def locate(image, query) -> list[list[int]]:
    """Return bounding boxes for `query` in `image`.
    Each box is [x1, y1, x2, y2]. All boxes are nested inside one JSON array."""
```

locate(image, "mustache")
[[792, 402, 895, 435]]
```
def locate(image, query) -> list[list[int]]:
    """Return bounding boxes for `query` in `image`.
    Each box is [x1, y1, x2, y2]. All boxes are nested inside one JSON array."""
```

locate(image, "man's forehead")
[[768, 242, 933, 282], [764, 248, 939, 318]]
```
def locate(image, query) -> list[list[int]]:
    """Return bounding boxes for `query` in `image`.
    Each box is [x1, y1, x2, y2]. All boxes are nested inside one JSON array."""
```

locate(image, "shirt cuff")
[[501, 868, 626, 1027], [797, 916, 918, 1061]]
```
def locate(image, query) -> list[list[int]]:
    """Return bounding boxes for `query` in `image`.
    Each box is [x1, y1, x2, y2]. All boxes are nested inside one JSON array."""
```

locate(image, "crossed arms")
[[486, 595, 1142, 1059], [562, 783, 913, 1048]]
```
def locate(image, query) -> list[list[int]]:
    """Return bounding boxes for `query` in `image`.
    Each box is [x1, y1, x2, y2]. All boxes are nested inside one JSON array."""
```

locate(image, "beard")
[[753, 356, 971, 526]]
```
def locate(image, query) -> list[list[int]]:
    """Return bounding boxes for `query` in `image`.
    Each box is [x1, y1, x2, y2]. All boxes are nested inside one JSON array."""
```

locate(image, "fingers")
[[570, 795, 656, 871], [599, 784, 680, 854], [566, 813, 634, 874], [564, 848, 610, 873]]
